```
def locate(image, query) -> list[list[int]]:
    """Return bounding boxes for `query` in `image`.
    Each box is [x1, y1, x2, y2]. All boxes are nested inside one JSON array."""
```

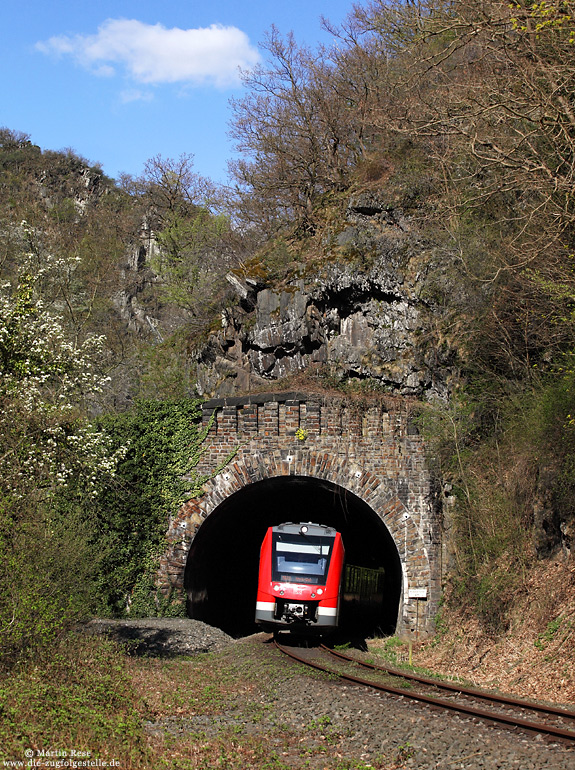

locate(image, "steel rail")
[[322, 644, 575, 722], [274, 639, 575, 744]]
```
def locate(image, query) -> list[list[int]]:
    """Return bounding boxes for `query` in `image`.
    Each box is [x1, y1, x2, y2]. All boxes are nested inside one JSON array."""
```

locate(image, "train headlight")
[[316, 588, 323, 595], [273, 584, 280, 591]]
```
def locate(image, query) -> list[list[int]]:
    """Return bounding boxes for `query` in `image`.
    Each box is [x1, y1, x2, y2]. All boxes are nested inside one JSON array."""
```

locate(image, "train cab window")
[[272, 533, 334, 585]]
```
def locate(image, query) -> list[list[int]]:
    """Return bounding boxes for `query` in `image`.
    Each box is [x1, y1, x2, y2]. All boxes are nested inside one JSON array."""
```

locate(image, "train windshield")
[[272, 533, 334, 585]]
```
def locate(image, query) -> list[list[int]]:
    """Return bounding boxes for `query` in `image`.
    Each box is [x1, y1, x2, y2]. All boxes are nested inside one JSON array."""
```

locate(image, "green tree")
[[122, 154, 239, 326]]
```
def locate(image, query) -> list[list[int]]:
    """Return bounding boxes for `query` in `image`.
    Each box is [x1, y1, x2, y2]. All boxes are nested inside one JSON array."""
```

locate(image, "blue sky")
[[1, 1, 355, 184]]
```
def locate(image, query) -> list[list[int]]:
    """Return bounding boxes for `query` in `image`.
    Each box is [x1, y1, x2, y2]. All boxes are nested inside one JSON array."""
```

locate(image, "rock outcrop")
[[193, 194, 459, 400]]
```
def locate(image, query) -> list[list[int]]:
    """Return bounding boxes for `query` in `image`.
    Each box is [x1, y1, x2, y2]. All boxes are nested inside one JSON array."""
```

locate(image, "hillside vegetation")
[[1, 1, 575, 757], [225, 0, 575, 635]]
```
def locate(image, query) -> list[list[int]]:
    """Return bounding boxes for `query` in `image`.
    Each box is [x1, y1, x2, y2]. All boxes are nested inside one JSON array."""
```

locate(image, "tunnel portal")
[[184, 475, 402, 637], [160, 392, 442, 639]]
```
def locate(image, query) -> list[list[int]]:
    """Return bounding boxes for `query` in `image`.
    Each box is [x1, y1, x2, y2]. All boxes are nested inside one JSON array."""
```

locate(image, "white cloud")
[[36, 18, 260, 88], [120, 88, 154, 104]]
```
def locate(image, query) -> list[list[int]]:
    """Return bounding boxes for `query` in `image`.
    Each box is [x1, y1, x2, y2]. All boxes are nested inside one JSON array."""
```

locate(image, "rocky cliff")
[[192, 193, 459, 400]]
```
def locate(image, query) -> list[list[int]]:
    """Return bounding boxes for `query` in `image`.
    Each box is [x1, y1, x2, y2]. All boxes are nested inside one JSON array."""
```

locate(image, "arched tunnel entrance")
[[184, 475, 403, 638]]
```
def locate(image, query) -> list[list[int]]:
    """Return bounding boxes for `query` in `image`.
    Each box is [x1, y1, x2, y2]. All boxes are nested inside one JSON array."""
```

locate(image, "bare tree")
[[229, 26, 372, 234], [382, 1, 575, 259]]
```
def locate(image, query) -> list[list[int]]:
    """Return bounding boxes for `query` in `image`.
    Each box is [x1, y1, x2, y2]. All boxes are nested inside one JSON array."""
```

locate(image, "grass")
[[534, 616, 565, 651], [365, 636, 473, 688], [0, 634, 148, 766], [0, 632, 400, 770]]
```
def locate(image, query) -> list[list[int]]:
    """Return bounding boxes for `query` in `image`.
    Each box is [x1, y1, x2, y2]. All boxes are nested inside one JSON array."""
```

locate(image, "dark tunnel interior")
[[184, 476, 403, 638]]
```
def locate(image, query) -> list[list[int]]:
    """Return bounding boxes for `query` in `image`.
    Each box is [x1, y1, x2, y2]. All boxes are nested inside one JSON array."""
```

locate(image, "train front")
[[255, 522, 344, 634]]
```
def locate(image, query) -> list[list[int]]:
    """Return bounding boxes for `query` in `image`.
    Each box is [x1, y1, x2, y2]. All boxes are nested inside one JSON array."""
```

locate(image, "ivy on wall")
[[78, 399, 215, 616]]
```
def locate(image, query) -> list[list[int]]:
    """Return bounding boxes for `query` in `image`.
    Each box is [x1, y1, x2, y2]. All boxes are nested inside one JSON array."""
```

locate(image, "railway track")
[[273, 637, 575, 745]]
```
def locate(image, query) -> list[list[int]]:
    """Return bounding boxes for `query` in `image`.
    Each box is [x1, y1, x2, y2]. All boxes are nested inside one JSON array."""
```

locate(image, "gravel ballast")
[[86, 619, 575, 769], [83, 617, 234, 656], [235, 635, 574, 769]]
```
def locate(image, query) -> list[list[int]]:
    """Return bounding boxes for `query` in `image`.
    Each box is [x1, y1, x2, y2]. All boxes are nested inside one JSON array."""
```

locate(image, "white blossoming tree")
[[0, 227, 124, 664]]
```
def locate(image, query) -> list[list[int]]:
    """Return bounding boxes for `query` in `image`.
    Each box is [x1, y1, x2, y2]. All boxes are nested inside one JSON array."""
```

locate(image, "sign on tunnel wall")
[[159, 391, 443, 638]]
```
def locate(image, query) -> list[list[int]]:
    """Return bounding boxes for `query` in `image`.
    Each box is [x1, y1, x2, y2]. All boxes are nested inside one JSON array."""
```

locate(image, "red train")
[[255, 522, 345, 634]]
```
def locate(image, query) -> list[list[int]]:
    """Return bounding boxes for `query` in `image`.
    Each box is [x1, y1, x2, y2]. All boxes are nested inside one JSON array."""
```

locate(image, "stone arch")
[[163, 449, 434, 637], [184, 473, 403, 636]]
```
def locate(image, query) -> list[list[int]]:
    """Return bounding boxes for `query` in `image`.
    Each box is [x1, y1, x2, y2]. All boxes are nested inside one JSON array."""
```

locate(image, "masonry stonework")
[[160, 391, 442, 638]]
